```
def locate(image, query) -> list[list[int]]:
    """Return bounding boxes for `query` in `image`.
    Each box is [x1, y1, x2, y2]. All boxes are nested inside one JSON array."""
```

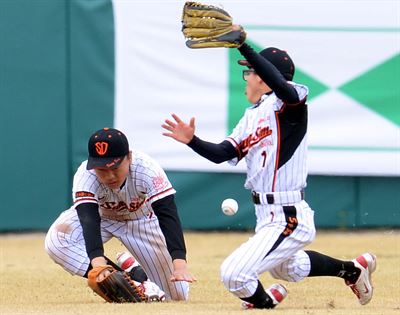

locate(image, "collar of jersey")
[[251, 91, 273, 109]]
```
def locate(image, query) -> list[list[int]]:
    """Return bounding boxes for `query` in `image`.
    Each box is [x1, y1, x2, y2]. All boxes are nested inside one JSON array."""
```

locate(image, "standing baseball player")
[[45, 127, 196, 302], [162, 4, 376, 309]]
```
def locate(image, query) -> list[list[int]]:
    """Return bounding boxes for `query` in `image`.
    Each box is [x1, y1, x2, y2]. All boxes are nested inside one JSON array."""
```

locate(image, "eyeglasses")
[[242, 69, 256, 81]]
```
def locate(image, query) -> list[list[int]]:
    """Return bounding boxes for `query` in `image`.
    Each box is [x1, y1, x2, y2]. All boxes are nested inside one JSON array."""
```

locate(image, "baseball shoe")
[[241, 301, 254, 310], [141, 280, 166, 302], [116, 251, 139, 272], [241, 283, 288, 309], [346, 253, 377, 305]]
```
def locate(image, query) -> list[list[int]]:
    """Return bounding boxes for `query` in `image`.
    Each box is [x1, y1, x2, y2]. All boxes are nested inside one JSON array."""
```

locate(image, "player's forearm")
[[76, 203, 105, 260], [171, 258, 197, 283], [187, 136, 237, 163], [152, 195, 187, 260]]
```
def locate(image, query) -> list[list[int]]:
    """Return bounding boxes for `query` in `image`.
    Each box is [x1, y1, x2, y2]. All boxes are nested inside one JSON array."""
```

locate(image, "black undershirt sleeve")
[[187, 137, 237, 163], [151, 194, 187, 261], [76, 203, 104, 261], [238, 43, 300, 104]]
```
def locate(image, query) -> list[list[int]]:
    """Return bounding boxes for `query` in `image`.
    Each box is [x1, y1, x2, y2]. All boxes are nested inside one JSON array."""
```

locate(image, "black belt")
[[251, 191, 304, 205], [252, 191, 273, 204]]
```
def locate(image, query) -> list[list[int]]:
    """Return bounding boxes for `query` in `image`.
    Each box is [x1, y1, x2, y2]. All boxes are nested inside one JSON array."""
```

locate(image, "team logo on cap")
[[95, 142, 108, 155]]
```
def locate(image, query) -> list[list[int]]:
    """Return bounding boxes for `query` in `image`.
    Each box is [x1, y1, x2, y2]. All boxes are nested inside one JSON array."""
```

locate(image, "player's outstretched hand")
[[162, 113, 195, 144], [170, 268, 197, 283], [170, 258, 197, 283]]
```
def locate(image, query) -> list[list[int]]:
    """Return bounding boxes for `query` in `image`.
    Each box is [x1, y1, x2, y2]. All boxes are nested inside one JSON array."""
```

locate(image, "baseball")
[[221, 198, 239, 216]]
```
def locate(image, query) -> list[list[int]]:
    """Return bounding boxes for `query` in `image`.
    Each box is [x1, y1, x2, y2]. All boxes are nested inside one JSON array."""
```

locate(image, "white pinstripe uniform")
[[45, 151, 189, 301], [220, 82, 316, 298]]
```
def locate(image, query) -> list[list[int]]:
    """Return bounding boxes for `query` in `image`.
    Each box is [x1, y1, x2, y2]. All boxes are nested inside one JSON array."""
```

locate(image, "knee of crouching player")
[[168, 282, 190, 301], [44, 223, 79, 274], [220, 259, 250, 294], [44, 227, 60, 263], [269, 251, 311, 282]]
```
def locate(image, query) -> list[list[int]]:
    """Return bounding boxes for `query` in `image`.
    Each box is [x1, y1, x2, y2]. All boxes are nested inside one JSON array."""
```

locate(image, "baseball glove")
[[88, 265, 146, 303], [182, 1, 246, 48]]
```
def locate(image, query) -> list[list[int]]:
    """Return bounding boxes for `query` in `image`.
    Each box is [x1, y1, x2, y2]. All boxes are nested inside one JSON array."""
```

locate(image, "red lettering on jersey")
[[239, 126, 272, 154], [152, 175, 167, 191], [128, 198, 146, 212], [100, 198, 145, 212], [75, 191, 95, 198], [257, 116, 270, 124], [101, 201, 128, 211], [129, 198, 145, 212]]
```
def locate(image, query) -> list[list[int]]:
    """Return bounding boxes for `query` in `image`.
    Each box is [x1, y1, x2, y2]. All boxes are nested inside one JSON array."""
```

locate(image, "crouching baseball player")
[[45, 128, 196, 303], [161, 2, 377, 310]]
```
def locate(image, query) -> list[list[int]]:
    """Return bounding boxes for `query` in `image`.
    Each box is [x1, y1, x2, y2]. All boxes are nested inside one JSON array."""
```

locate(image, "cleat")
[[266, 283, 288, 307], [241, 301, 254, 310], [117, 252, 165, 302], [241, 283, 287, 310], [346, 253, 377, 305], [141, 281, 166, 302]]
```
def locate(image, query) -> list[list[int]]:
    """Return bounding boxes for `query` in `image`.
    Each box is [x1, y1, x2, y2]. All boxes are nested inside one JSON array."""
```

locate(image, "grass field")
[[1, 230, 399, 315]]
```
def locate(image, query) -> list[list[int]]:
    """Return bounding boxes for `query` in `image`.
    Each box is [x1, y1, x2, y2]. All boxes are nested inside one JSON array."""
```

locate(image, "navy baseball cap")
[[86, 128, 129, 170], [238, 47, 295, 81]]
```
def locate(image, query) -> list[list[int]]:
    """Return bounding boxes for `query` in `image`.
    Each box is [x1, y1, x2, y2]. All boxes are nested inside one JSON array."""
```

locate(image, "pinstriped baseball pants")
[[44, 207, 189, 301], [220, 200, 316, 298]]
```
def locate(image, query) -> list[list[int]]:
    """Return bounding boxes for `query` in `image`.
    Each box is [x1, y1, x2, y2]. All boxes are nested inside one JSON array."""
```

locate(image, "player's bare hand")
[[170, 269, 197, 283], [162, 113, 195, 144], [97, 268, 111, 281], [232, 24, 242, 31], [170, 258, 197, 283]]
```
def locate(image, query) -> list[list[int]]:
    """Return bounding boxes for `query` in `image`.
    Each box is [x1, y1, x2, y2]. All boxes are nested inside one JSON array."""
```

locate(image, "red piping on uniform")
[[227, 137, 242, 160], [147, 187, 175, 202], [272, 105, 285, 191]]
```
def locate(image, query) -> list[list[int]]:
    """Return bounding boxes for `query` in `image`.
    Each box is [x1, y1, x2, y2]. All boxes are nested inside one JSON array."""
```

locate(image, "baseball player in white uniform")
[[45, 128, 196, 301], [162, 38, 376, 309]]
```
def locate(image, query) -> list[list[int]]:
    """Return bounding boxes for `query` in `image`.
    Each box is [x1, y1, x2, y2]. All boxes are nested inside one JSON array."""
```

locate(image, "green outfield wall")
[[168, 172, 400, 230], [0, 0, 114, 231], [0, 0, 398, 232]]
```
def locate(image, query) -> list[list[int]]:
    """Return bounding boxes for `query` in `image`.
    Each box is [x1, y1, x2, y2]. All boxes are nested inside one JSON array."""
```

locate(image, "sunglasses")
[[242, 69, 256, 81]]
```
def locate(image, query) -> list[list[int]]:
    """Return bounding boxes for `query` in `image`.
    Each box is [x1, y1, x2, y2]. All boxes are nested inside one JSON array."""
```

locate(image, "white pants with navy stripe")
[[44, 207, 189, 301], [220, 200, 316, 298]]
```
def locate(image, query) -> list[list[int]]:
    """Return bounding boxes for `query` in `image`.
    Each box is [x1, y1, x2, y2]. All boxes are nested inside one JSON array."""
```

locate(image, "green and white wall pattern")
[[113, 0, 399, 176], [1, 0, 399, 231]]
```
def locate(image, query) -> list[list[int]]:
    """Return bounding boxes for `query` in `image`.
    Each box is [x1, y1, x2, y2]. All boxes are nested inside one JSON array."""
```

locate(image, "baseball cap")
[[86, 127, 129, 170], [238, 47, 295, 81]]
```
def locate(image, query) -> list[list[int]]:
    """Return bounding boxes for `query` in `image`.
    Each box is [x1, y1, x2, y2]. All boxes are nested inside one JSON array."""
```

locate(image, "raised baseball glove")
[[88, 265, 146, 303], [182, 1, 246, 48]]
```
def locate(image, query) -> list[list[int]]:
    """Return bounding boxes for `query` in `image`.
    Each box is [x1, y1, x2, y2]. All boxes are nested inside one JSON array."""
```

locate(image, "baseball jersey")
[[226, 83, 309, 193], [72, 150, 176, 221]]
